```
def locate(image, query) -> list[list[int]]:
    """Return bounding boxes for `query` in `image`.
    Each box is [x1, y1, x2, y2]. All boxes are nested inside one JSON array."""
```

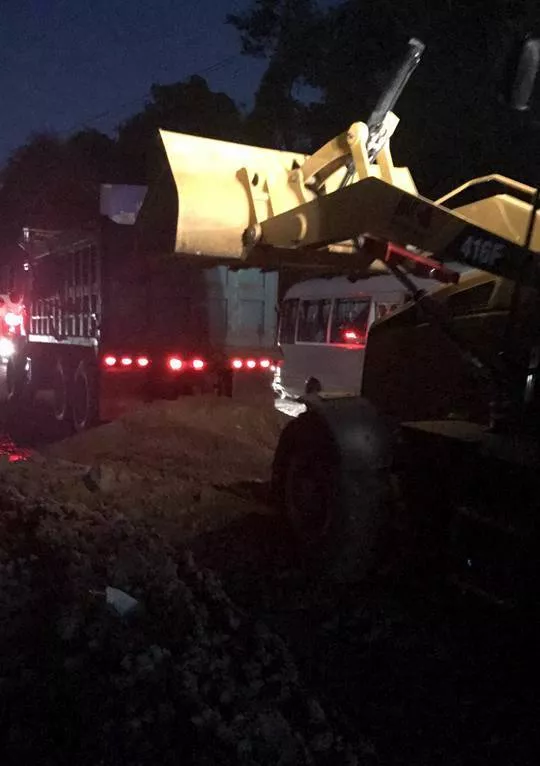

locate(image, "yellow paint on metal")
[[159, 129, 307, 259], [438, 174, 540, 252], [159, 123, 538, 274], [159, 116, 417, 263]]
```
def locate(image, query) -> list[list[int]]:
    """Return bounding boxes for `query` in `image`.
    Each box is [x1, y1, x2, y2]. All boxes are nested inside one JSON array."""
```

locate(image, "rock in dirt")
[[0, 481, 366, 766]]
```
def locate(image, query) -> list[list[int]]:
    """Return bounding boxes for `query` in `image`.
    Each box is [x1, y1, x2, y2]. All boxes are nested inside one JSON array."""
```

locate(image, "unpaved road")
[[191, 512, 540, 766], [1, 376, 538, 765]]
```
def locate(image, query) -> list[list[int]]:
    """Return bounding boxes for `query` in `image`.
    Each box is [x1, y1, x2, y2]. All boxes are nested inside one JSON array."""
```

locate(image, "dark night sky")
[[0, 0, 266, 164]]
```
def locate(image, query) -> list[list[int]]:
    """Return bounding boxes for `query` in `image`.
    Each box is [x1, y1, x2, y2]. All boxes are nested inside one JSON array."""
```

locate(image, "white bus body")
[[272, 271, 458, 405]]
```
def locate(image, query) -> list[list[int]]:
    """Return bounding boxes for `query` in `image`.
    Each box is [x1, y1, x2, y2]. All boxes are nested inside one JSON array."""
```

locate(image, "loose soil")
[[1, 393, 538, 765]]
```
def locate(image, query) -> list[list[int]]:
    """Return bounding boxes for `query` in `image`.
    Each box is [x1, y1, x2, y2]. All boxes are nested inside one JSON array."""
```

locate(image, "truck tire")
[[52, 358, 70, 422], [272, 411, 393, 581], [193, 373, 215, 396], [71, 360, 99, 432], [6, 357, 25, 403], [215, 368, 233, 397]]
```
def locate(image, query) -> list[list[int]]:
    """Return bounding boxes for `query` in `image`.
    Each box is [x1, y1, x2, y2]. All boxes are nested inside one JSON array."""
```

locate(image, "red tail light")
[[121, 356, 133, 367], [259, 358, 271, 369], [192, 358, 205, 370], [231, 358, 243, 369], [342, 329, 365, 344], [137, 356, 150, 368], [103, 355, 117, 367], [246, 359, 256, 369], [168, 356, 183, 371]]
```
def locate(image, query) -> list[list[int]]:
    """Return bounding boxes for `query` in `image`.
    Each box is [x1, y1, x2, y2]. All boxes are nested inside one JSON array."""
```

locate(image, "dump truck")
[[0, 183, 278, 431], [145, 34, 540, 605]]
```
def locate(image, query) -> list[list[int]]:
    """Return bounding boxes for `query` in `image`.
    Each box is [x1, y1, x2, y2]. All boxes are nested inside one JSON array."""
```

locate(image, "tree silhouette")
[[229, 0, 540, 194], [1, 2, 539, 251], [116, 75, 247, 182], [0, 76, 249, 240], [0, 130, 113, 236], [228, 0, 319, 149]]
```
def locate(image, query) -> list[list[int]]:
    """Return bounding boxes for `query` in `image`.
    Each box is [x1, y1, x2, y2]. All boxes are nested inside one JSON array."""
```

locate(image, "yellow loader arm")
[[160, 114, 416, 270], [159, 116, 540, 278]]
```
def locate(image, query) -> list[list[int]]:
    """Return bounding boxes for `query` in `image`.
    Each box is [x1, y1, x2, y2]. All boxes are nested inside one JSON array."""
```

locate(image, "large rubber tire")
[[52, 358, 70, 423], [5, 357, 33, 427], [272, 411, 393, 581], [71, 360, 99, 432], [6, 358, 25, 403], [215, 368, 233, 397], [193, 373, 216, 396]]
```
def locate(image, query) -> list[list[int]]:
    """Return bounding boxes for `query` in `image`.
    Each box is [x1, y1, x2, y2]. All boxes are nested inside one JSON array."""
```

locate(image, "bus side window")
[[330, 298, 371, 344], [376, 302, 401, 320], [278, 298, 299, 344], [297, 299, 331, 343]]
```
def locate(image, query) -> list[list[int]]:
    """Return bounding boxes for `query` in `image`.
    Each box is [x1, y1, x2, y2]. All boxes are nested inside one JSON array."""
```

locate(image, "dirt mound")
[[47, 394, 285, 482], [4, 395, 289, 542], [0, 394, 369, 764], [0, 482, 361, 766]]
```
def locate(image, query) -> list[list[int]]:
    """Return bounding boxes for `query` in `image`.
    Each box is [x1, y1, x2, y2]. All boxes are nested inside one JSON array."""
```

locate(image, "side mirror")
[[503, 36, 540, 111]]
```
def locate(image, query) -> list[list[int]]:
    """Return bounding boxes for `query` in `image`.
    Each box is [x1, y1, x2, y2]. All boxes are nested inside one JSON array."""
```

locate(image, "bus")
[[272, 272, 445, 406]]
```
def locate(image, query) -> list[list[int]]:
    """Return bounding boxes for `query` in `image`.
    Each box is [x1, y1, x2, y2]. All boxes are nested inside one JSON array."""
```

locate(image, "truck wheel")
[[193, 373, 215, 396], [52, 358, 70, 422], [6, 358, 24, 403], [272, 411, 392, 581], [72, 360, 99, 432], [216, 368, 233, 397], [6, 357, 34, 415]]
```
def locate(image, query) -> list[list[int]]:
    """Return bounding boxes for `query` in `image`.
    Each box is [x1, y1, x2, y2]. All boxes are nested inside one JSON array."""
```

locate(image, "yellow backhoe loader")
[[158, 36, 540, 606]]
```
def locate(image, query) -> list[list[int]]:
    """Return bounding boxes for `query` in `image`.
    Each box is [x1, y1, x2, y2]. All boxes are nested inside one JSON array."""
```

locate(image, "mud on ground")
[[3, 394, 286, 541], [1, 394, 371, 765], [1, 393, 539, 765]]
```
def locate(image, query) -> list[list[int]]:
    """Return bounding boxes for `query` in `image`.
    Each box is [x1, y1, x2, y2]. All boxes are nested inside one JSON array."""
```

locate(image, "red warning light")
[[192, 358, 205, 370], [168, 356, 183, 371], [259, 358, 271, 369], [121, 356, 133, 366], [246, 359, 256, 369], [103, 355, 117, 367], [231, 358, 243, 369], [137, 356, 150, 368]]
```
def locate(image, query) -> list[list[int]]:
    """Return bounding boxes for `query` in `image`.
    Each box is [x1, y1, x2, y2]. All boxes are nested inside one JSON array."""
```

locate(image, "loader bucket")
[[159, 129, 308, 260]]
